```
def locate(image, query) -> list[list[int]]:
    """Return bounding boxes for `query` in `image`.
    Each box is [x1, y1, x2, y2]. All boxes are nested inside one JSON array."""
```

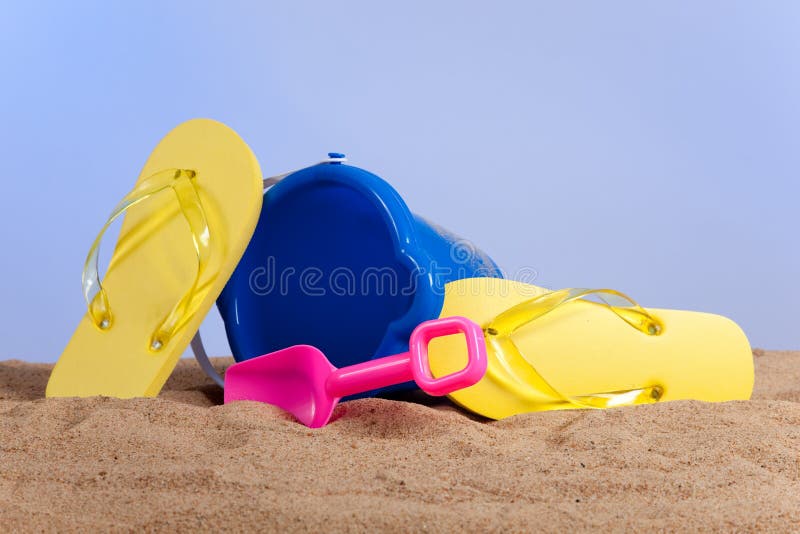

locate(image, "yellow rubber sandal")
[[428, 278, 754, 419], [46, 119, 263, 398]]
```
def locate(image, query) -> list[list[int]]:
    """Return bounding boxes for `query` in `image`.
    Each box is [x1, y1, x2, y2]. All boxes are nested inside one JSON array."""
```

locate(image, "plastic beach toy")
[[224, 316, 487, 427], [47, 119, 263, 398], [426, 278, 754, 419], [216, 155, 502, 395], [208, 153, 752, 419]]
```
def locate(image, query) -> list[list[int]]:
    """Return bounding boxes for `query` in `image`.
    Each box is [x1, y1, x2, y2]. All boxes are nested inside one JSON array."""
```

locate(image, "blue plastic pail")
[[217, 157, 502, 394]]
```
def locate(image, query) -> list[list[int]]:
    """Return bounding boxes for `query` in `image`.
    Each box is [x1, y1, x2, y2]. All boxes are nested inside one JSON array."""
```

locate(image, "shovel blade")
[[224, 345, 338, 428]]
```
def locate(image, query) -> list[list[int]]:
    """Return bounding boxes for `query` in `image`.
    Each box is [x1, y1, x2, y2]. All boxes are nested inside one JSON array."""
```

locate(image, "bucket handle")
[[191, 154, 348, 387]]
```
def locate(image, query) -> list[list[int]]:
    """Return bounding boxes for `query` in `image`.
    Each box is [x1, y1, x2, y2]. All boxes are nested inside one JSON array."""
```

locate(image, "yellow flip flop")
[[46, 119, 263, 398], [428, 278, 754, 419]]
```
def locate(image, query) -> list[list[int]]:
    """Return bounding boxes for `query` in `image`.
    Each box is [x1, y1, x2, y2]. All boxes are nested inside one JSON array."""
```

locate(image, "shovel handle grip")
[[409, 316, 487, 396]]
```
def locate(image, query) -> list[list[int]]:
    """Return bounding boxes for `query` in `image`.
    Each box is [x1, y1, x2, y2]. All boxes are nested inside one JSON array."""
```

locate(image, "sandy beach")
[[1, 349, 798, 532]]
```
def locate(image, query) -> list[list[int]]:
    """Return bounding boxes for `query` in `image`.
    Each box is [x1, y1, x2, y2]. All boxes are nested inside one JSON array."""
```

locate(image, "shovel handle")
[[409, 316, 487, 396], [327, 316, 488, 399]]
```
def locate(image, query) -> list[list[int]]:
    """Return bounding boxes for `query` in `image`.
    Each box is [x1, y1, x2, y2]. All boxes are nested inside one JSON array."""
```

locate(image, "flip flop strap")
[[484, 288, 665, 409], [82, 168, 211, 352]]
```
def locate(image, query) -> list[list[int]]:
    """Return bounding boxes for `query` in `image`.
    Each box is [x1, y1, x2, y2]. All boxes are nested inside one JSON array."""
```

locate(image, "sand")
[[0, 350, 798, 532]]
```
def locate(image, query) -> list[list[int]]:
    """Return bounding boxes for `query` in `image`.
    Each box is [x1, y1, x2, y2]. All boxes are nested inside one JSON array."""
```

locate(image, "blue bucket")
[[217, 155, 503, 395]]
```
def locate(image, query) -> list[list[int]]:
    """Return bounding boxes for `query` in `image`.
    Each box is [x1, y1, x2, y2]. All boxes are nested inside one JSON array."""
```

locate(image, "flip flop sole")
[[428, 277, 754, 419], [46, 119, 262, 398]]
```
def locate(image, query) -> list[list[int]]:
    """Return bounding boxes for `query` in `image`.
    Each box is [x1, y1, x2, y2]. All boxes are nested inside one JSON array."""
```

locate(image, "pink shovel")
[[224, 316, 487, 428]]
